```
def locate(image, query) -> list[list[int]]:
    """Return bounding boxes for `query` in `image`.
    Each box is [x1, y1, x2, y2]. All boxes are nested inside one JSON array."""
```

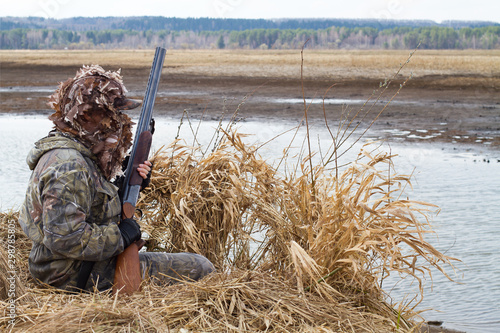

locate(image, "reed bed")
[[138, 125, 456, 303]]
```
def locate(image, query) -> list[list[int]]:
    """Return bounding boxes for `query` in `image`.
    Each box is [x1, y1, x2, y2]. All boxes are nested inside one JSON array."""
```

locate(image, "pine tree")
[[217, 35, 225, 49]]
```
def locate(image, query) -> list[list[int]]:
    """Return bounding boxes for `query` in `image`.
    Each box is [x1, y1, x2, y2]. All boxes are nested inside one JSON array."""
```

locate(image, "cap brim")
[[115, 98, 142, 110]]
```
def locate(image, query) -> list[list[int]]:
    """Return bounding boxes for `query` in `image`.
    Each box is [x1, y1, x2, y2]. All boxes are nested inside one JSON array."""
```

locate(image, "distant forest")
[[1, 16, 499, 50]]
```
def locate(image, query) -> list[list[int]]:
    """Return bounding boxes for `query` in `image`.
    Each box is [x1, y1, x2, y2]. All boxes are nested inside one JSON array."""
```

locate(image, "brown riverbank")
[[1, 49, 499, 150]]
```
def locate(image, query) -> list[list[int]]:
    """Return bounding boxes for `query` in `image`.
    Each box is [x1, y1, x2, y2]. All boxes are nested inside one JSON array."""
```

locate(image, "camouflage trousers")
[[139, 252, 215, 285], [68, 252, 214, 292]]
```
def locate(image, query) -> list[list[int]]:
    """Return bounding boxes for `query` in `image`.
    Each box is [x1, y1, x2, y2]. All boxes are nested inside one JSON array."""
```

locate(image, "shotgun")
[[113, 46, 166, 294]]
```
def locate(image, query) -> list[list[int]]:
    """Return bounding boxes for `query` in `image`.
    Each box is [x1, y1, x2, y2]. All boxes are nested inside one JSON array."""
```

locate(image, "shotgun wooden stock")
[[113, 239, 145, 294], [113, 46, 166, 295]]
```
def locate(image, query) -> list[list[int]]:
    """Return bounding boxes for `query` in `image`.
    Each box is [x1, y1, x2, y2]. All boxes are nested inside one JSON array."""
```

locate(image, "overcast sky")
[[1, 0, 499, 23]]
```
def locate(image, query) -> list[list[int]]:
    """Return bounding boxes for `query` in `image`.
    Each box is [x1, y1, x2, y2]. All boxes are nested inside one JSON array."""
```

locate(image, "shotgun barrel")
[[121, 46, 166, 216], [114, 46, 166, 294]]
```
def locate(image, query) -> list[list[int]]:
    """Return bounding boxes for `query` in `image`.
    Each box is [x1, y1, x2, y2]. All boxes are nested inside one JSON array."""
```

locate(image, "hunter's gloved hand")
[[118, 218, 141, 248]]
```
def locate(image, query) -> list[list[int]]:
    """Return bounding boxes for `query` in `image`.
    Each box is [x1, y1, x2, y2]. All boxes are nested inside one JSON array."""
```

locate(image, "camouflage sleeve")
[[40, 156, 124, 261]]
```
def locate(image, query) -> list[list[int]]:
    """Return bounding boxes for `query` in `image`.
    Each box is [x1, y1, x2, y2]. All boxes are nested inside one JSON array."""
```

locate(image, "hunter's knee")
[[191, 253, 216, 280]]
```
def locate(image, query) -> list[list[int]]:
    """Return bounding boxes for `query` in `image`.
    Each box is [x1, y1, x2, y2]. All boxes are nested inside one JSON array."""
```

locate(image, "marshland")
[[1, 49, 499, 332]]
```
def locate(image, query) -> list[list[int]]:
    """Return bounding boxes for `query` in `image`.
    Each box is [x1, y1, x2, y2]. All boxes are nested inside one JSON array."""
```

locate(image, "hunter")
[[18, 65, 214, 291]]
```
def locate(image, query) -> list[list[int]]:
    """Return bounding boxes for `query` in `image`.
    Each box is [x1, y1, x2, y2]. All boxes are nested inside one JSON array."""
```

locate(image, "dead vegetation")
[[0, 124, 457, 332], [1, 49, 499, 81]]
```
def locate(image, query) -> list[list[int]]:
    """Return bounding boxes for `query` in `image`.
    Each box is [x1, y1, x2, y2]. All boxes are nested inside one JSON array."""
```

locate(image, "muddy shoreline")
[[2, 63, 499, 152]]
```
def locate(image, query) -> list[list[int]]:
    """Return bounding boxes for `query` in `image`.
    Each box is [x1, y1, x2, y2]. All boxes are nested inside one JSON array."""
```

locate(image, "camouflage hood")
[[27, 132, 97, 172], [47, 65, 139, 179], [20, 131, 124, 291]]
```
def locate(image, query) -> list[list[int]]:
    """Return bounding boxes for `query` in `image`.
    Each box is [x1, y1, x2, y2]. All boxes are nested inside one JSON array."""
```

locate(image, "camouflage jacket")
[[18, 131, 124, 290]]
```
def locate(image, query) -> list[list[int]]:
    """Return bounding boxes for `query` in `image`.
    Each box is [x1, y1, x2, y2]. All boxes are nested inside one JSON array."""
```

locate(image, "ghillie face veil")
[[48, 65, 141, 180]]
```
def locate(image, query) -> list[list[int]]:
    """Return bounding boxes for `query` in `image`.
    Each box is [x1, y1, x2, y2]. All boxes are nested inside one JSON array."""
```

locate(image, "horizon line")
[[1, 15, 499, 24]]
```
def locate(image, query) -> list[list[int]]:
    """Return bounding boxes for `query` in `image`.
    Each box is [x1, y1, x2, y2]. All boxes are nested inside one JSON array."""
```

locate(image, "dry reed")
[[0, 126, 456, 331], [0, 122, 456, 332], [138, 126, 456, 296]]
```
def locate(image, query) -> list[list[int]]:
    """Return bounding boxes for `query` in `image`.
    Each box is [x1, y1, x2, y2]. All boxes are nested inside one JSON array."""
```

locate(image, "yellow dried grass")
[[2, 49, 499, 78], [1, 269, 405, 332], [137, 128, 455, 296]]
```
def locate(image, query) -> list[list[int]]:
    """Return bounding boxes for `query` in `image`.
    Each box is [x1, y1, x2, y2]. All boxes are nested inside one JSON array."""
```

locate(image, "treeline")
[[3, 16, 497, 32], [1, 26, 499, 50]]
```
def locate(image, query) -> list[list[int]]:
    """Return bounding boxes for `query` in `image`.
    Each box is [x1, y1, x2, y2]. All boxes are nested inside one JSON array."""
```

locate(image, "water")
[[262, 96, 495, 109], [381, 145, 500, 333], [1, 114, 499, 332], [0, 86, 57, 93]]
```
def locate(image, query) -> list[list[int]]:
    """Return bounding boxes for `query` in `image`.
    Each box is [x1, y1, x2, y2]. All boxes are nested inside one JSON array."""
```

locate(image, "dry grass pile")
[[138, 127, 456, 302], [0, 123, 456, 332], [1, 269, 403, 332]]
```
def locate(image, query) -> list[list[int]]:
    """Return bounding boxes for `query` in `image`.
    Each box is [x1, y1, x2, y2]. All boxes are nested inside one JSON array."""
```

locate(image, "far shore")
[[1, 49, 499, 150]]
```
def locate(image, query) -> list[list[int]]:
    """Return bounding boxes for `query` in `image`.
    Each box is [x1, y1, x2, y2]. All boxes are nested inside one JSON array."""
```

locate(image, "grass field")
[[2, 49, 499, 81]]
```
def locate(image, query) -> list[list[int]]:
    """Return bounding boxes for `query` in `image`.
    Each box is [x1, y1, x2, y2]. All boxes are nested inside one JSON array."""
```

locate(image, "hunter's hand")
[[118, 218, 141, 248], [137, 160, 152, 179]]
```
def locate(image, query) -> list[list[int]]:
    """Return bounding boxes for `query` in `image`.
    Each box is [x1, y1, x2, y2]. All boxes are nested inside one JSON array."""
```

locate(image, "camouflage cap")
[[48, 65, 140, 123], [47, 65, 138, 179]]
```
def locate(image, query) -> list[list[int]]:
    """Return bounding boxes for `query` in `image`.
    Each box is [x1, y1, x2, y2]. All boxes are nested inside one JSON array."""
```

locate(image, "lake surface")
[[1, 114, 499, 333]]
